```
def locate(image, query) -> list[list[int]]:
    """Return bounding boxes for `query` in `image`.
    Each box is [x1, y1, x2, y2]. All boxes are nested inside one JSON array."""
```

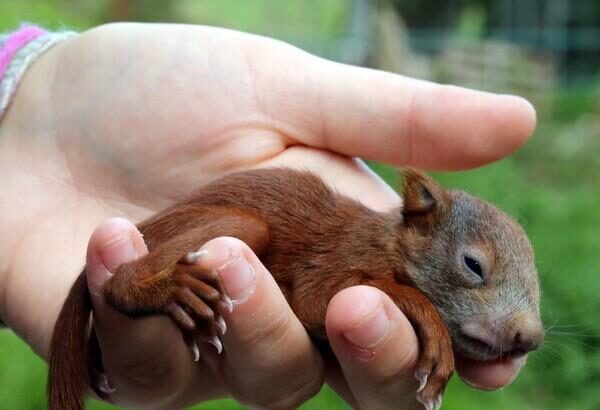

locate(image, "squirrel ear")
[[401, 168, 446, 215]]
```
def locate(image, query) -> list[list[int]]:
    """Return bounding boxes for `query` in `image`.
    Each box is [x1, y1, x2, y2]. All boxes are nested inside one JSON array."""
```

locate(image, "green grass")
[[0, 330, 347, 410]]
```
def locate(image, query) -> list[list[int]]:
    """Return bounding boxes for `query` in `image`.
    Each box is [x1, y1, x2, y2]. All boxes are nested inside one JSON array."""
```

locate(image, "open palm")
[[0, 23, 535, 409]]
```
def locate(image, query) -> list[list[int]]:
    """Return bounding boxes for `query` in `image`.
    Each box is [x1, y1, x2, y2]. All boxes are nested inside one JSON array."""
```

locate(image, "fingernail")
[[218, 253, 255, 304], [100, 235, 136, 272], [343, 304, 390, 357]]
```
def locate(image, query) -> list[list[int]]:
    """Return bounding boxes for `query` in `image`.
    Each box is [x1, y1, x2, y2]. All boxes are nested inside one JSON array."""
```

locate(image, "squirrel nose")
[[461, 315, 544, 357], [509, 323, 544, 357]]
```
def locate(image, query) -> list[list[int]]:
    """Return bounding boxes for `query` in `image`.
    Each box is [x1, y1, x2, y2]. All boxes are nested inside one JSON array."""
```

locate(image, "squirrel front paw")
[[413, 328, 454, 410], [362, 281, 456, 409]]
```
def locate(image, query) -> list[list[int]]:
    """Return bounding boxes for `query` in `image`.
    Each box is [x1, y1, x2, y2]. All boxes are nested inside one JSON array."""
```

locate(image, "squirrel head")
[[400, 169, 544, 361]]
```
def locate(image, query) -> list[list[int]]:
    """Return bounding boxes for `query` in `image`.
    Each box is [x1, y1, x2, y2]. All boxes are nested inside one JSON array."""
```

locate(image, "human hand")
[[0, 22, 535, 409]]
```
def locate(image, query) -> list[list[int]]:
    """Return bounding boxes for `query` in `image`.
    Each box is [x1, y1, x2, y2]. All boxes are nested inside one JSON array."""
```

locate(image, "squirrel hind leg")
[[103, 209, 270, 362], [169, 257, 230, 357], [101, 246, 231, 363]]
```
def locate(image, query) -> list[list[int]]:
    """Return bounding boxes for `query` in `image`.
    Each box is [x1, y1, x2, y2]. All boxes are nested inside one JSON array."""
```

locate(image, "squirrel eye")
[[463, 256, 484, 279]]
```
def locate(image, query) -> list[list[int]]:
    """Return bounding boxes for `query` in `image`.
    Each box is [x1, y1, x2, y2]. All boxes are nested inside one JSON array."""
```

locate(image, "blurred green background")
[[1, 0, 599, 409]]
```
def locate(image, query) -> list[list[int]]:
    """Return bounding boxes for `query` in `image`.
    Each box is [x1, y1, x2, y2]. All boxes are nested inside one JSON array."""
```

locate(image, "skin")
[[0, 23, 535, 409]]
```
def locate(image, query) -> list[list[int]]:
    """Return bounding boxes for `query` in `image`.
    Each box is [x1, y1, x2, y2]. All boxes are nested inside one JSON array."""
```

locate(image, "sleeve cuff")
[[0, 25, 78, 121]]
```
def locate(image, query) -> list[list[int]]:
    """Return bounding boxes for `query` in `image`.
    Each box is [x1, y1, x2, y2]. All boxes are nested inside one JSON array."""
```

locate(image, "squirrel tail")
[[48, 272, 92, 410]]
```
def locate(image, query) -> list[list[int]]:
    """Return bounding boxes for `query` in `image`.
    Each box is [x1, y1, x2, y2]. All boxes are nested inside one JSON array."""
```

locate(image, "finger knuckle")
[[237, 308, 292, 349], [369, 349, 419, 386], [370, 365, 410, 388], [115, 352, 179, 392]]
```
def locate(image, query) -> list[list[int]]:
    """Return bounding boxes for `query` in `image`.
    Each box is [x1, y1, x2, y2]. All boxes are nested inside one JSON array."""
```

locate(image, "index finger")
[[193, 237, 324, 409], [455, 354, 526, 390], [326, 286, 422, 410]]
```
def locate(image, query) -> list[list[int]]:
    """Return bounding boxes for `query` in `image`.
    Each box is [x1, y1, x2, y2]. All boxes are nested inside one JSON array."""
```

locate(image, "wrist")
[[0, 37, 94, 355]]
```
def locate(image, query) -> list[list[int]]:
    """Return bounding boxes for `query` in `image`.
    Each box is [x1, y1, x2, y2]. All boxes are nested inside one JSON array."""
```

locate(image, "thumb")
[[85, 218, 193, 406], [86, 217, 148, 294], [257, 43, 535, 170]]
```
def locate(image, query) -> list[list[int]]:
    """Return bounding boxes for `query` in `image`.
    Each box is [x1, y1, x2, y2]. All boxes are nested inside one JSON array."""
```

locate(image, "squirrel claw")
[[433, 395, 442, 410], [220, 295, 234, 313], [96, 373, 116, 395], [415, 369, 429, 393], [182, 249, 209, 264], [215, 316, 227, 335], [416, 393, 442, 410], [204, 335, 223, 354], [191, 342, 201, 362]]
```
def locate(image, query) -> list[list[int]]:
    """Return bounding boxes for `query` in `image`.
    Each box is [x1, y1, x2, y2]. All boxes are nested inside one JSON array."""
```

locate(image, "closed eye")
[[463, 256, 484, 279]]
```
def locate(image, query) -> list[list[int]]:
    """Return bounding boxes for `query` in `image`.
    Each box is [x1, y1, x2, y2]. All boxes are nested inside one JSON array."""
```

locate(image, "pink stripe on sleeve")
[[0, 25, 47, 79]]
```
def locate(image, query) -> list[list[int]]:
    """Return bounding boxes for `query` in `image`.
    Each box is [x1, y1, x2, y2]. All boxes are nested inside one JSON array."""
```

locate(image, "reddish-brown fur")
[[48, 168, 542, 410]]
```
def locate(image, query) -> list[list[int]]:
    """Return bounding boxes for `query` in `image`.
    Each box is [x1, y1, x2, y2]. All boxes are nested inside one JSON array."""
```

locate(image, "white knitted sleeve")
[[0, 30, 77, 121]]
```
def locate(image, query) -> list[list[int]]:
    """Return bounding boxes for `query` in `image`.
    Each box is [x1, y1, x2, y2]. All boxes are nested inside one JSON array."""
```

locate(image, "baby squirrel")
[[48, 168, 543, 410]]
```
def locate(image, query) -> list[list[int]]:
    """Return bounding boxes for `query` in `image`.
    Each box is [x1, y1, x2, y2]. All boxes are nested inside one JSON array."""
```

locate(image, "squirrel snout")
[[508, 326, 544, 358], [461, 316, 544, 358]]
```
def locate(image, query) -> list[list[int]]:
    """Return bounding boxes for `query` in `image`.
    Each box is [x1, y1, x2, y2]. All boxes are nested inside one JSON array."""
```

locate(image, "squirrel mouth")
[[456, 333, 527, 362]]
